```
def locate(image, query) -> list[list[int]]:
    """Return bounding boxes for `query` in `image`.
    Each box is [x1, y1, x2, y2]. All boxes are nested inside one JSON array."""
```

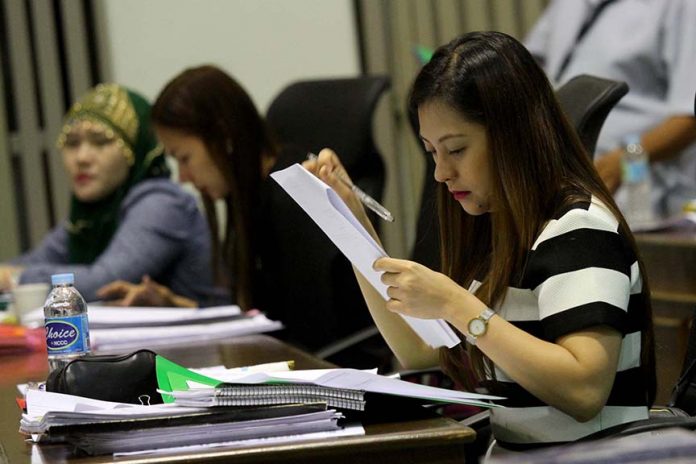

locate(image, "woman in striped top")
[[305, 31, 655, 452]]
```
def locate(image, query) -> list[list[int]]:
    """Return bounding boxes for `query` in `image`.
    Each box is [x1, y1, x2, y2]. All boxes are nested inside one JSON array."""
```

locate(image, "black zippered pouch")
[[45, 349, 163, 405]]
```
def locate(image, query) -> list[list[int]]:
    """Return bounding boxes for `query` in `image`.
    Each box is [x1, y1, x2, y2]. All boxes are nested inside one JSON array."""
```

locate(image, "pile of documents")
[[19, 353, 502, 457], [21, 389, 345, 456], [22, 304, 283, 352]]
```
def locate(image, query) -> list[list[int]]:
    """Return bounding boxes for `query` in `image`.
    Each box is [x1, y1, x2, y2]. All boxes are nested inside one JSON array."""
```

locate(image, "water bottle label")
[[45, 314, 90, 354], [622, 159, 649, 184]]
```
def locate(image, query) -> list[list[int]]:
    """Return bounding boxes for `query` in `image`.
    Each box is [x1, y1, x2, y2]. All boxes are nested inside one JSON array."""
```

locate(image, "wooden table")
[[0, 335, 475, 463], [636, 231, 696, 404]]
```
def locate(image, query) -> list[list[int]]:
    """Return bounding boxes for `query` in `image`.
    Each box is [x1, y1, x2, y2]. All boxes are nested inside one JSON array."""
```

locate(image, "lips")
[[451, 191, 470, 200], [74, 174, 91, 184]]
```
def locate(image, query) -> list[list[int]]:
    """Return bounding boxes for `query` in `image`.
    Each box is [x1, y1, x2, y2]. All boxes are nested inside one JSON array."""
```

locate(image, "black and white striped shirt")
[[480, 196, 649, 449]]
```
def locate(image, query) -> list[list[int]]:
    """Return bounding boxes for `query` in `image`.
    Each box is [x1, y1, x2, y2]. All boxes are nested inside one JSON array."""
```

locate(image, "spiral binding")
[[216, 383, 363, 400], [210, 395, 366, 411], [173, 383, 368, 411]]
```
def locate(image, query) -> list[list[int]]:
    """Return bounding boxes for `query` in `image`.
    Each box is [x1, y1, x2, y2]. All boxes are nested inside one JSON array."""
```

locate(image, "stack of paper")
[[113, 424, 365, 458], [21, 389, 344, 456], [22, 305, 283, 352], [21, 389, 205, 435], [72, 408, 341, 456], [78, 305, 249, 328]]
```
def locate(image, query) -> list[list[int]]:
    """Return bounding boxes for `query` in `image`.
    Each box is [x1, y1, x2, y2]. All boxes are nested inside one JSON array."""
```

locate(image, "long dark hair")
[[409, 31, 655, 405], [151, 65, 276, 310]]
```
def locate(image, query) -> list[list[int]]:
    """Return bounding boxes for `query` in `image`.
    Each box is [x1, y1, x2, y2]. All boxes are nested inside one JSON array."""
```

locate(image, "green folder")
[[155, 355, 221, 403]]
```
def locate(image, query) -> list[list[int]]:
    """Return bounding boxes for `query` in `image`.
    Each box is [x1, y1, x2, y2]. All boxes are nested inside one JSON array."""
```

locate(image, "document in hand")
[[271, 164, 460, 349]]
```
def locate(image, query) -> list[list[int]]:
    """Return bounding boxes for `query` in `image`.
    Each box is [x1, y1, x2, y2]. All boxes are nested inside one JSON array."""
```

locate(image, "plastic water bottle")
[[44, 273, 90, 373], [621, 134, 654, 229]]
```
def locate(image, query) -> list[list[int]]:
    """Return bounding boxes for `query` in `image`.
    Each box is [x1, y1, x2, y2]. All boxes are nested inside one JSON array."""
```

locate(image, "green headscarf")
[[56, 83, 170, 264]]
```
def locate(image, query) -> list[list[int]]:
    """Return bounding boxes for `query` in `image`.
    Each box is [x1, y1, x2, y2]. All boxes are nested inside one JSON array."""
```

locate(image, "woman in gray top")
[[0, 83, 222, 304]]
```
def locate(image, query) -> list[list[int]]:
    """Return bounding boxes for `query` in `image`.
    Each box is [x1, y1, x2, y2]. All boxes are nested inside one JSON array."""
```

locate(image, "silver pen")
[[307, 153, 395, 222]]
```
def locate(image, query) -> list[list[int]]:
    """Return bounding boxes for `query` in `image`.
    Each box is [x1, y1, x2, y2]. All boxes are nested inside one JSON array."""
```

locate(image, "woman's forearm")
[[447, 304, 622, 421]]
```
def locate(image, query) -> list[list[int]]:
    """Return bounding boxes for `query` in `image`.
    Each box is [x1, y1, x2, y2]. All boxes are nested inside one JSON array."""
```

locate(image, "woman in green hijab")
[[0, 84, 223, 305]]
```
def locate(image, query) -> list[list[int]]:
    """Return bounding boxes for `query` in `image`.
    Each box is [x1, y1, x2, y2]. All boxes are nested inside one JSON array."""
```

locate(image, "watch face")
[[468, 318, 487, 337]]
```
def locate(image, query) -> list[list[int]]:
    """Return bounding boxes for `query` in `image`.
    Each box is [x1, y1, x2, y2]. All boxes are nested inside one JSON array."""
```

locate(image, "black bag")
[[46, 349, 163, 405]]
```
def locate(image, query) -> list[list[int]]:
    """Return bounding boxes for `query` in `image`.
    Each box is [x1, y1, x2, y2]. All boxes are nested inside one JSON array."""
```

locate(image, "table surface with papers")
[[0, 334, 475, 464]]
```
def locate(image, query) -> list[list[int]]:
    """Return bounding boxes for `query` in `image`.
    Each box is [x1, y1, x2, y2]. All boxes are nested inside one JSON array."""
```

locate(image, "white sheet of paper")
[[271, 164, 460, 348], [24, 389, 200, 419], [91, 314, 283, 352], [22, 305, 242, 327]]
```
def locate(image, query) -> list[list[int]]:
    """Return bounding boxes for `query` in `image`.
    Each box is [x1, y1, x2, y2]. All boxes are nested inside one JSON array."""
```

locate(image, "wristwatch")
[[466, 308, 496, 345]]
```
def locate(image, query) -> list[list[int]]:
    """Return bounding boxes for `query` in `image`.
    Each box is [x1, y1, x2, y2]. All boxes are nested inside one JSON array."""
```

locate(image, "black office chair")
[[266, 76, 389, 207], [410, 74, 629, 273], [262, 76, 392, 369], [555, 74, 629, 158]]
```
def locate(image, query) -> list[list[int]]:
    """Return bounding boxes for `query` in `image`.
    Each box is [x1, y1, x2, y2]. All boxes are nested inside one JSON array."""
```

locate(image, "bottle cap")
[[51, 273, 75, 286], [623, 134, 640, 145]]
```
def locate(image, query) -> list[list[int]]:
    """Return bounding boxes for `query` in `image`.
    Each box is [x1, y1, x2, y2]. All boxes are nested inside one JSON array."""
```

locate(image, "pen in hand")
[[307, 153, 395, 222]]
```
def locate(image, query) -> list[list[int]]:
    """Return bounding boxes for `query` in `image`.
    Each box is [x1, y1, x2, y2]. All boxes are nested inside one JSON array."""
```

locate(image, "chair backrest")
[[266, 76, 390, 202], [410, 74, 629, 271], [554, 74, 629, 157], [262, 76, 393, 370]]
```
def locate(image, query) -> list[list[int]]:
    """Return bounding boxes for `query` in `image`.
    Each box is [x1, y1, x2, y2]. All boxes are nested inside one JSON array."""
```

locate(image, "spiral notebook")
[[170, 383, 367, 411]]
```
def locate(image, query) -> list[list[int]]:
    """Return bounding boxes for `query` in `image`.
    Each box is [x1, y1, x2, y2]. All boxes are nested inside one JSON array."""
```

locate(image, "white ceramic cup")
[[12, 283, 50, 324]]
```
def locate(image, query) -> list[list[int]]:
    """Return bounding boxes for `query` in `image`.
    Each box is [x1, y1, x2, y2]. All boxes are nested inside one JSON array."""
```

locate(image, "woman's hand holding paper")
[[374, 257, 485, 323], [303, 148, 380, 242]]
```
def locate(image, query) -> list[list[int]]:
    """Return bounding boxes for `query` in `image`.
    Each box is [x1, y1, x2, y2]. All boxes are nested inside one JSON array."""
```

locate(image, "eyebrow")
[[419, 133, 467, 144], [66, 129, 110, 137]]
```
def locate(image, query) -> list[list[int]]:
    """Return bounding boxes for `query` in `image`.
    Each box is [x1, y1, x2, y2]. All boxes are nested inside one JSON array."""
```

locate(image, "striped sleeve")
[[487, 197, 649, 448], [523, 201, 636, 341]]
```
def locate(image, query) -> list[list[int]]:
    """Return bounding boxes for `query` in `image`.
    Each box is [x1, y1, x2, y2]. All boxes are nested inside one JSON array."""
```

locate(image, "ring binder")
[[171, 383, 368, 411]]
